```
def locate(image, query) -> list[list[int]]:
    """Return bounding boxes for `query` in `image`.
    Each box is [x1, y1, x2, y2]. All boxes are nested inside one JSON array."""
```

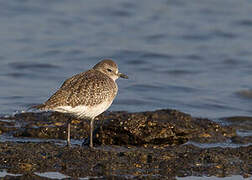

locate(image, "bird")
[[33, 59, 128, 148]]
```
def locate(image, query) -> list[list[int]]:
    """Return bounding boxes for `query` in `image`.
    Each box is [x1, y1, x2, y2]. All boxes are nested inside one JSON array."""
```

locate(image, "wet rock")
[[223, 116, 252, 131], [0, 119, 17, 133], [231, 136, 252, 144], [11, 112, 90, 140], [0, 142, 251, 179], [1, 109, 237, 146], [94, 109, 236, 146], [0, 109, 251, 178]]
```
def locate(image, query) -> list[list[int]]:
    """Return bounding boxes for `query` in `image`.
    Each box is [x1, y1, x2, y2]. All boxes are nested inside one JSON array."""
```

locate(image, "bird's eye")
[[107, 68, 112, 72]]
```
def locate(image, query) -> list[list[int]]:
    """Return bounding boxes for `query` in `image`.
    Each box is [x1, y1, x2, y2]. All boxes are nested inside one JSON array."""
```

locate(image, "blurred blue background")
[[0, 0, 252, 119]]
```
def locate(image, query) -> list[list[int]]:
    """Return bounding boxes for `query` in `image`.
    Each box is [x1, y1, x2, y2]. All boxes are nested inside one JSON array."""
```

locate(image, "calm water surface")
[[0, 0, 252, 119]]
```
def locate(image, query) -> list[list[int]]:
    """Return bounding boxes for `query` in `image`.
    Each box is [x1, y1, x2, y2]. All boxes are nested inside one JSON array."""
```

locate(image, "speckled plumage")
[[39, 70, 117, 111], [35, 59, 122, 117], [34, 59, 128, 148]]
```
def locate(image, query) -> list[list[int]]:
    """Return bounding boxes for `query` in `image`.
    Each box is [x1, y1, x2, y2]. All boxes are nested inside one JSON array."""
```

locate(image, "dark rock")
[[0, 142, 251, 179], [0, 109, 251, 179], [2, 109, 237, 146], [223, 116, 252, 131], [94, 109, 236, 146]]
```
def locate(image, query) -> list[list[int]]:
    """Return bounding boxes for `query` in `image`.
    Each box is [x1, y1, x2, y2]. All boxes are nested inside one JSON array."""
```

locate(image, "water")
[[177, 175, 246, 180], [1, 0, 252, 119], [0, 169, 245, 180], [34, 172, 70, 179], [0, 170, 22, 178]]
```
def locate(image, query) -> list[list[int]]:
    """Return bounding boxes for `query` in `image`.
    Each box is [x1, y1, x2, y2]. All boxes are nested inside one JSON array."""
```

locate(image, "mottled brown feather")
[[37, 69, 118, 110]]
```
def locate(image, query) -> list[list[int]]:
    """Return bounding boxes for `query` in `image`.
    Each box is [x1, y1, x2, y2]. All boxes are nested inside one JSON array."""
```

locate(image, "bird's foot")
[[66, 142, 71, 148]]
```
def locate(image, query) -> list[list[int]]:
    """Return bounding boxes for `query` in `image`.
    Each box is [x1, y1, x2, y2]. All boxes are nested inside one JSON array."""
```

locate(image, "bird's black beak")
[[118, 72, 128, 79]]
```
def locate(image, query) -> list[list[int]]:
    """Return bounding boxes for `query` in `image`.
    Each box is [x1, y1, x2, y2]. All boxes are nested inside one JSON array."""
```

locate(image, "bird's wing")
[[38, 70, 117, 109]]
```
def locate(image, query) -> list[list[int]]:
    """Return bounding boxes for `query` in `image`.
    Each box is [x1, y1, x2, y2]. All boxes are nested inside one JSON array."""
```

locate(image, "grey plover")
[[34, 59, 128, 148]]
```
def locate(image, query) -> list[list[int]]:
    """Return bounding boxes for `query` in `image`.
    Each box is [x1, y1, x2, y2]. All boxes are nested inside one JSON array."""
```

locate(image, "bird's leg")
[[67, 117, 71, 147], [90, 118, 95, 148]]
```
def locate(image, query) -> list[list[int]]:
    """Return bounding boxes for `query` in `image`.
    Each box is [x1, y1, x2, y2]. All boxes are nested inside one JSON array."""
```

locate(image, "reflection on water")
[[0, 170, 246, 179], [0, 133, 83, 146], [177, 175, 245, 180], [186, 141, 252, 149], [0, 170, 22, 178], [34, 172, 70, 179]]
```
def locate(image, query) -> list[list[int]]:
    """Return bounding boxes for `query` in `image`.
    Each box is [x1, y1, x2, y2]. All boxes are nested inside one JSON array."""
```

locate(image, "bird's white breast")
[[51, 100, 113, 119]]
